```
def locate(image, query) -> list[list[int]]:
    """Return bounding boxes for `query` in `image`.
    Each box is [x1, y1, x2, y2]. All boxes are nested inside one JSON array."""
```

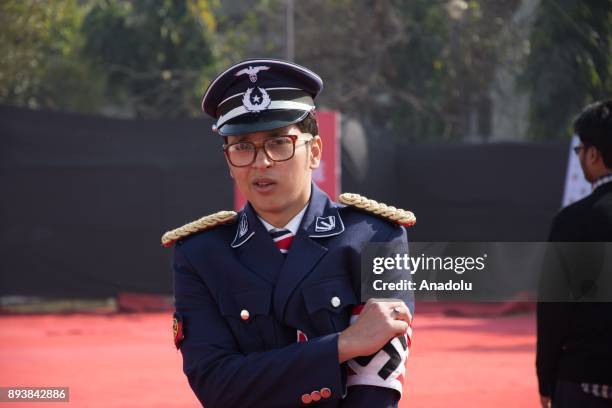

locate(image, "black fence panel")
[[1, 106, 568, 297]]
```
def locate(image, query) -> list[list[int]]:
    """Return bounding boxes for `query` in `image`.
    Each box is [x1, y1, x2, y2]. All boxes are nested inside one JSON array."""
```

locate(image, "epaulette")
[[161, 210, 237, 247], [338, 193, 416, 227]]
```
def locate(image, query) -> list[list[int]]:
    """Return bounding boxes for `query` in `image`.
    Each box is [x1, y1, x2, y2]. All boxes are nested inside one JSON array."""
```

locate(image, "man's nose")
[[251, 147, 272, 168]]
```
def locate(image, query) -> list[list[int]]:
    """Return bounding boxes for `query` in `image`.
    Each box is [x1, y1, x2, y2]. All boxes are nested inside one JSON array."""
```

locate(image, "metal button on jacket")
[[240, 309, 250, 320], [330, 296, 341, 308]]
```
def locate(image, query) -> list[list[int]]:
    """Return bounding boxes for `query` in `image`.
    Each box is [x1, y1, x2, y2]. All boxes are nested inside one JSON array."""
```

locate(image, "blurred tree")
[[0, 0, 104, 112], [521, 0, 612, 139], [8, 0, 598, 141], [81, 0, 220, 118]]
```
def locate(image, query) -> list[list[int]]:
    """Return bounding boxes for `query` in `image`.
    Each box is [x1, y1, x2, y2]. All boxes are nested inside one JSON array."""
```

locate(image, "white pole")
[[286, 0, 294, 61]]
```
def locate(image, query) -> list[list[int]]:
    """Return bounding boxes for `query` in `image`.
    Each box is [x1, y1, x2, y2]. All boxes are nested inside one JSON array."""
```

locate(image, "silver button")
[[331, 296, 341, 308], [240, 309, 250, 320]]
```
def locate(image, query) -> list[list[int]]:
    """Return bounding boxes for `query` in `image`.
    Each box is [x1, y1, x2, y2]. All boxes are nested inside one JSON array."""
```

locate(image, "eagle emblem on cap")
[[242, 87, 271, 112], [235, 65, 269, 83]]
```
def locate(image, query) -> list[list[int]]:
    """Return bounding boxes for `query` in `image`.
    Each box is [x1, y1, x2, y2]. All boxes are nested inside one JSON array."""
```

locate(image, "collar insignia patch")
[[315, 216, 336, 233], [238, 212, 249, 238]]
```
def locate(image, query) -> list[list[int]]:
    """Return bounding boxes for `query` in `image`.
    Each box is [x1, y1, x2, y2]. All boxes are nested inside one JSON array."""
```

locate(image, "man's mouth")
[[252, 178, 277, 192]]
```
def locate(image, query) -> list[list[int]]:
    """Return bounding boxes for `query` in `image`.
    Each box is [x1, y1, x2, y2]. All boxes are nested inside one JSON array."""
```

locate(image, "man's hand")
[[540, 395, 551, 408], [338, 299, 412, 363]]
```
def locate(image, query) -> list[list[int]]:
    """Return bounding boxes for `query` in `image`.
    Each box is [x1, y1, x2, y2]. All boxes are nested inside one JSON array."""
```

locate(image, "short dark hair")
[[296, 111, 319, 136], [574, 99, 612, 168]]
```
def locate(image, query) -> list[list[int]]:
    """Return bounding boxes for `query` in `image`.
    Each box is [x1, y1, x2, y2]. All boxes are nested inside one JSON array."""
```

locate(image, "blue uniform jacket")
[[173, 184, 413, 407]]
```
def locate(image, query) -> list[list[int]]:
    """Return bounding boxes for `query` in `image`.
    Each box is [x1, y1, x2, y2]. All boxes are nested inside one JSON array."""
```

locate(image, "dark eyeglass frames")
[[223, 134, 313, 167], [573, 145, 588, 155]]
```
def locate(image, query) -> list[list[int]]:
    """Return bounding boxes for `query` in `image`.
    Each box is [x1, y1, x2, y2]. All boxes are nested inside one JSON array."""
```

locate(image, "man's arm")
[[338, 299, 411, 408], [536, 301, 571, 398], [340, 225, 414, 407], [536, 213, 572, 399]]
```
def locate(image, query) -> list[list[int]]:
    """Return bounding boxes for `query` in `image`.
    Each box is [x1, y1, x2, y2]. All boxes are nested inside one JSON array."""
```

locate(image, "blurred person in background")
[[537, 100, 612, 408]]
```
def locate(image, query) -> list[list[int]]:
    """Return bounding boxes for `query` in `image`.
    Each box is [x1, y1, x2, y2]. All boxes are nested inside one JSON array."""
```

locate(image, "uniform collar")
[[231, 183, 345, 248], [592, 173, 612, 191], [257, 204, 308, 235], [301, 183, 345, 238]]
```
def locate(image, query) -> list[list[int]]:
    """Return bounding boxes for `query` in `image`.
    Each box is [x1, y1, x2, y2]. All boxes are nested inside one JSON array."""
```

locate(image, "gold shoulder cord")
[[161, 210, 237, 247], [338, 193, 416, 227]]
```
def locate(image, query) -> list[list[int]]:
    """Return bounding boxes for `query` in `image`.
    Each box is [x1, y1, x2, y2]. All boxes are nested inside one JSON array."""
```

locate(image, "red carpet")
[[0, 312, 538, 407]]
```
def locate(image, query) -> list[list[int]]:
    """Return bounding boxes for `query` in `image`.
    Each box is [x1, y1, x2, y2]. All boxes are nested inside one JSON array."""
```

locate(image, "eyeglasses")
[[573, 145, 587, 155], [223, 134, 313, 167]]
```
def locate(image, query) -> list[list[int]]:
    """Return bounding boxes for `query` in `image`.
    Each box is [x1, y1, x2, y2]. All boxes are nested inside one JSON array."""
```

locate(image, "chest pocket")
[[302, 276, 358, 334], [218, 289, 276, 353]]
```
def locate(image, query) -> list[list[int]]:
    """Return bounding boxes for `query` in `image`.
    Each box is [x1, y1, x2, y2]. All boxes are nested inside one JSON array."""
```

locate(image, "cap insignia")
[[235, 65, 270, 83], [243, 87, 271, 112]]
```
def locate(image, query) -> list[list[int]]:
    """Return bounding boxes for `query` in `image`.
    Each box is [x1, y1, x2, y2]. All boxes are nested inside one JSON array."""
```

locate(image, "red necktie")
[[270, 228, 294, 254]]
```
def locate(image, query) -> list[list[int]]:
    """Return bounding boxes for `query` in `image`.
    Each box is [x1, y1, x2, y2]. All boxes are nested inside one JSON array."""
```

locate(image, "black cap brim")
[[218, 109, 309, 136]]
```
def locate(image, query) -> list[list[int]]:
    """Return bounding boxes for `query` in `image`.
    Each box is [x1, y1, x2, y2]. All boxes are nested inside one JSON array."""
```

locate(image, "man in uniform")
[[162, 59, 415, 407], [537, 100, 612, 407]]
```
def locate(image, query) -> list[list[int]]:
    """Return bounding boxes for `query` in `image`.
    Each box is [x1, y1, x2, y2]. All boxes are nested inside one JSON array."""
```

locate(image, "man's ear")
[[309, 135, 322, 169], [588, 146, 602, 166]]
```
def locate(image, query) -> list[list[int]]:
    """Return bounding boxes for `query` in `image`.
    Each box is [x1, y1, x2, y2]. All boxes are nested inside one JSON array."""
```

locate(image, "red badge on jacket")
[[173, 313, 184, 349]]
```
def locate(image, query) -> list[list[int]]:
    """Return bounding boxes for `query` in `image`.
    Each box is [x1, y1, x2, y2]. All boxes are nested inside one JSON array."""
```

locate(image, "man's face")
[[224, 124, 322, 223]]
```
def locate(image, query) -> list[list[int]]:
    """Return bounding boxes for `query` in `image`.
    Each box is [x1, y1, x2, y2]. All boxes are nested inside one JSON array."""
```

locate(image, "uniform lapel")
[[273, 184, 345, 319], [231, 203, 286, 284]]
